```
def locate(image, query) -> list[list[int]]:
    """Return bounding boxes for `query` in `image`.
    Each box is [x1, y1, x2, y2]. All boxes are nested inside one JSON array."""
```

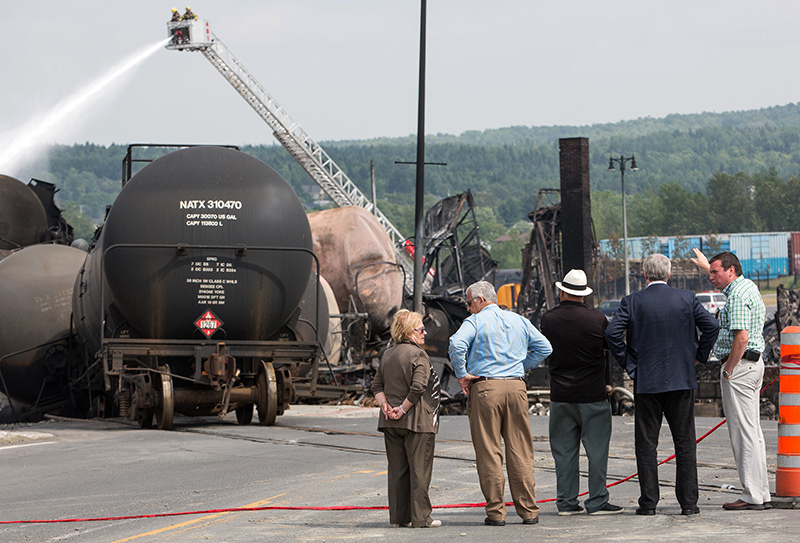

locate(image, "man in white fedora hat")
[[540, 269, 623, 516]]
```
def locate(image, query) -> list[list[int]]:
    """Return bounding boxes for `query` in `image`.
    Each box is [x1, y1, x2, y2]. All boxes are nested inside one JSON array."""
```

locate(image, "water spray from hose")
[[0, 37, 171, 176]]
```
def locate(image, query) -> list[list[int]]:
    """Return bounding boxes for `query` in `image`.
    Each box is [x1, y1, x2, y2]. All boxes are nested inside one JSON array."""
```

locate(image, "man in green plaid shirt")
[[692, 249, 770, 511]]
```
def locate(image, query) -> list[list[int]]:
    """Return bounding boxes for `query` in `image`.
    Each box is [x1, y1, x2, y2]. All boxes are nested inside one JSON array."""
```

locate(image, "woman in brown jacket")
[[372, 309, 441, 528]]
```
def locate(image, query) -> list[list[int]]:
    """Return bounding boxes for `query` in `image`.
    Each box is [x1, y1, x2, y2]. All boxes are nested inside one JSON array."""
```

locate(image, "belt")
[[473, 376, 523, 382], [722, 349, 762, 363]]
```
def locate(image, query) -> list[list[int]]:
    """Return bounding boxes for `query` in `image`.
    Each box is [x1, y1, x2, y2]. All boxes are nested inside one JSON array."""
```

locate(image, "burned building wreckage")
[[518, 138, 789, 418]]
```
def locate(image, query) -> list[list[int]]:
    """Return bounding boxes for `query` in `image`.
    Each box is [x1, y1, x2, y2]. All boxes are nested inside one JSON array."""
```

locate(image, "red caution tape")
[[0, 375, 781, 525]]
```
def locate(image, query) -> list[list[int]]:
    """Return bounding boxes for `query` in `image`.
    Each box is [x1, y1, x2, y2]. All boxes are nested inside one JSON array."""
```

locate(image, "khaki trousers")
[[468, 379, 539, 521], [383, 427, 436, 527], [720, 359, 771, 504]]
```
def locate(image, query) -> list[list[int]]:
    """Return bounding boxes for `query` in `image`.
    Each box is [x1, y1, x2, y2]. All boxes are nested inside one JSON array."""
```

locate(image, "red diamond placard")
[[194, 310, 223, 338]]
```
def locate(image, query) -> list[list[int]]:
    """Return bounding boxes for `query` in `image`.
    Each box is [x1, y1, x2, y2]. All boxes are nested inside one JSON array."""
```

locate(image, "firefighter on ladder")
[[183, 6, 198, 21], [170, 8, 182, 22]]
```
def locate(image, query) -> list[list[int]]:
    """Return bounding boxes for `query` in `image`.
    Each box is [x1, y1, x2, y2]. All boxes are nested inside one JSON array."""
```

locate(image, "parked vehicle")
[[599, 300, 621, 320], [697, 291, 726, 315]]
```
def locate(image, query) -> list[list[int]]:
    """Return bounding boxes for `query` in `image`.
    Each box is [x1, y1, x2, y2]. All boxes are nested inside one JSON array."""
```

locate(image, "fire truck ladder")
[[166, 20, 414, 290]]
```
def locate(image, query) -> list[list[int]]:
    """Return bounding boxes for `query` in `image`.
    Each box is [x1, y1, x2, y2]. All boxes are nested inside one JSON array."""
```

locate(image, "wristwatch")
[[722, 369, 731, 378]]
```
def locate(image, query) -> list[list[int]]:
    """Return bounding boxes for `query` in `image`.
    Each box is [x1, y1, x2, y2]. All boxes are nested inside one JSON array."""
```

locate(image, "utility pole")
[[370, 160, 377, 217], [413, 0, 427, 312]]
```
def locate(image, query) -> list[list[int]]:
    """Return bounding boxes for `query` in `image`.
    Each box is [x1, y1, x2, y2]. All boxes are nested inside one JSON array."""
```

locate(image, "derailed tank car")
[[72, 146, 324, 429], [0, 175, 74, 257], [0, 175, 79, 421], [0, 244, 87, 418]]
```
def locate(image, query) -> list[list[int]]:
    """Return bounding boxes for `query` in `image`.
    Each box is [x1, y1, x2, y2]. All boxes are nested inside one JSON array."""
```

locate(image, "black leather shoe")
[[681, 506, 700, 515], [635, 508, 656, 515], [557, 505, 585, 516], [522, 517, 539, 525], [484, 517, 506, 526]]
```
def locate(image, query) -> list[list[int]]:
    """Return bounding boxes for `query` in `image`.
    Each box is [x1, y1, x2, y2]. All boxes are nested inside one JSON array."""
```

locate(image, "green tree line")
[[10, 104, 800, 267], [592, 168, 800, 239]]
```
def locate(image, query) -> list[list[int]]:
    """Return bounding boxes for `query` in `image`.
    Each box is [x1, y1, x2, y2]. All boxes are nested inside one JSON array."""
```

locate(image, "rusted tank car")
[[307, 206, 404, 335]]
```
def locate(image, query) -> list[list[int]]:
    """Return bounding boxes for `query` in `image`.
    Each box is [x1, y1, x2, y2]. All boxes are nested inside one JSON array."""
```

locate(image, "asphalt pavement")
[[0, 406, 796, 543]]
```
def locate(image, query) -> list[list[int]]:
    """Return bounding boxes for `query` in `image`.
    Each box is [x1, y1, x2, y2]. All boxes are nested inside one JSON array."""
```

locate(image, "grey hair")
[[643, 253, 671, 282], [467, 280, 498, 303]]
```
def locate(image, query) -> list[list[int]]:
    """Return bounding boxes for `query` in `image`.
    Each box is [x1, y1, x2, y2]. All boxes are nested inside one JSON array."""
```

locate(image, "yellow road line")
[[109, 492, 288, 543]]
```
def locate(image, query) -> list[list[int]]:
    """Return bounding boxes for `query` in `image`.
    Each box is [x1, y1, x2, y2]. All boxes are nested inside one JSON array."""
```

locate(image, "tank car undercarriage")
[[102, 339, 314, 430]]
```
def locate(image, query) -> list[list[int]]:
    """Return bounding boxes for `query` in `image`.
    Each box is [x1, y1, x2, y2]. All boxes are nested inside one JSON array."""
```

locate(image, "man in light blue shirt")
[[448, 281, 552, 526]]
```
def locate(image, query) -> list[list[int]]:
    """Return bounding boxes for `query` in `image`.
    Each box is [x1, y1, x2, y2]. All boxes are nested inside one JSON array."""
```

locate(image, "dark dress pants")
[[383, 427, 436, 527], [634, 388, 698, 510], [549, 400, 612, 513]]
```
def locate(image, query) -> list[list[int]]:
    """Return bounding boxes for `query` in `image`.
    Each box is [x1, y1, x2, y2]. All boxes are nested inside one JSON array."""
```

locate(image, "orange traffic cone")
[[775, 326, 800, 506]]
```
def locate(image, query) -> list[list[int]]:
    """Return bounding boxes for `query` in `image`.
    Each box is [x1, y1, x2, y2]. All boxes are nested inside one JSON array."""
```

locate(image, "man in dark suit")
[[605, 254, 719, 516]]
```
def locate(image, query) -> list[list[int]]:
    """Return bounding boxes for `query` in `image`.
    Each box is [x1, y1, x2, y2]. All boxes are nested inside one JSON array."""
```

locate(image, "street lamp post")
[[607, 154, 639, 296]]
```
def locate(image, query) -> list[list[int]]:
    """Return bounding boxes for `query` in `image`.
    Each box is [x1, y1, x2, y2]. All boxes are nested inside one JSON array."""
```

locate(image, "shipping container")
[[667, 236, 703, 260], [598, 231, 792, 280], [599, 234, 727, 260], [729, 232, 789, 280], [790, 232, 800, 275], [599, 236, 669, 260]]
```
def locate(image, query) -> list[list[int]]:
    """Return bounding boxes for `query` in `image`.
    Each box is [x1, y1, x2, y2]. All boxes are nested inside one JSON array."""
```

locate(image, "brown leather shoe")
[[722, 499, 765, 511]]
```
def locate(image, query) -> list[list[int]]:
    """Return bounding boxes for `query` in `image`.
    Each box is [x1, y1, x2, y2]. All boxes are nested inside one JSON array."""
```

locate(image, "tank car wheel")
[[235, 404, 254, 425], [154, 365, 175, 430], [132, 377, 154, 428], [137, 408, 154, 429], [256, 361, 278, 426]]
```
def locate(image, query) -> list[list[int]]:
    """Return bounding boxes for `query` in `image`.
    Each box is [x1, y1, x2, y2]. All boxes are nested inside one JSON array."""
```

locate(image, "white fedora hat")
[[556, 269, 593, 296]]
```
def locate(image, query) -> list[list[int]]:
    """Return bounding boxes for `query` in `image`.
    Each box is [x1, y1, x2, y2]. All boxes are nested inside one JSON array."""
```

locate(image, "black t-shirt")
[[540, 300, 608, 403]]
